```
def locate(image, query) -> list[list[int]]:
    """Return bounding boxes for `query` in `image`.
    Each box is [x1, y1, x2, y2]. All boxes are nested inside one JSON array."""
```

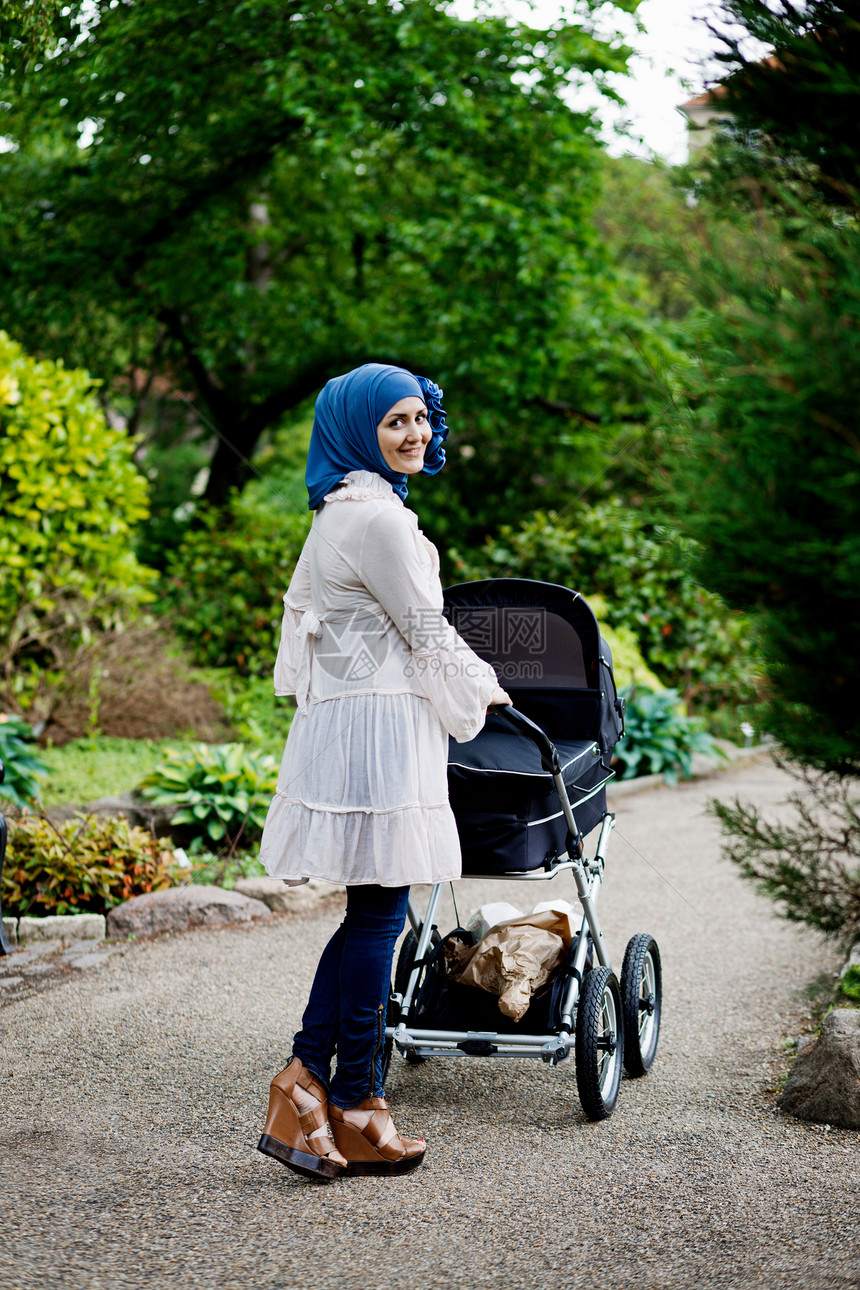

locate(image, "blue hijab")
[[305, 363, 448, 510]]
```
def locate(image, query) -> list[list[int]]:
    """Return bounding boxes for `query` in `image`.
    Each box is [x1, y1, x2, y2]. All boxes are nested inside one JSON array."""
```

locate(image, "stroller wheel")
[[575, 967, 623, 1121], [620, 934, 662, 1076]]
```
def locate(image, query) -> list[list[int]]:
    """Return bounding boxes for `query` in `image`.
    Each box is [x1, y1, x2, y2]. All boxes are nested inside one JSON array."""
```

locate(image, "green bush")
[[0, 331, 155, 721], [710, 759, 860, 947], [159, 490, 310, 676], [137, 742, 279, 852], [0, 713, 48, 807], [587, 595, 664, 693], [2, 813, 183, 916], [840, 965, 860, 1005], [452, 504, 758, 714], [615, 686, 727, 785]]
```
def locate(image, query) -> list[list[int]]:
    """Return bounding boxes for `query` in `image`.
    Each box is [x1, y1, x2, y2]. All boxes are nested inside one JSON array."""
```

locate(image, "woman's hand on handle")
[[488, 685, 513, 709]]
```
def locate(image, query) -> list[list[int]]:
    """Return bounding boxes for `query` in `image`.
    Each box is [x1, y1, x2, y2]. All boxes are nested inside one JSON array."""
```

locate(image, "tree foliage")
[[666, 0, 860, 942], [707, 0, 860, 209], [0, 0, 82, 76], [665, 0, 860, 773], [0, 0, 666, 543], [668, 220, 860, 772]]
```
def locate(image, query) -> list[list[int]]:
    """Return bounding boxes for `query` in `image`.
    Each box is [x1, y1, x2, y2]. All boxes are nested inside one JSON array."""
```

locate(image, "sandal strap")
[[298, 1102, 328, 1138], [361, 1107, 407, 1161]]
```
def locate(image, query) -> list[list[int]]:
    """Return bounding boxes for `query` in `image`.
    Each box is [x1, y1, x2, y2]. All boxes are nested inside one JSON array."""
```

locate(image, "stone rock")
[[43, 792, 176, 836], [233, 876, 343, 913], [42, 803, 82, 826], [106, 884, 271, 939], [82, 792, 176, 837], [778, 1008, 860, 1130], [18, 913, 105, 943], [2, 917, 17, 947], [69, 949, 118, 970], [4, 941, 62, 964]]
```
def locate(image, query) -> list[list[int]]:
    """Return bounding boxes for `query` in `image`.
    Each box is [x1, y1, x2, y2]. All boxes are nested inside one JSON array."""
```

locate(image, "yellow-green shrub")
[[2, 813, 183, 916], [0, 331, 155, 718], [588, 595, 664, 693]]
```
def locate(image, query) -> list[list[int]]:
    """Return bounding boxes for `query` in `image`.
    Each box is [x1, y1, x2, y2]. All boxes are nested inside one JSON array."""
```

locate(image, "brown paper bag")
[[450, 908, 573, 1022]]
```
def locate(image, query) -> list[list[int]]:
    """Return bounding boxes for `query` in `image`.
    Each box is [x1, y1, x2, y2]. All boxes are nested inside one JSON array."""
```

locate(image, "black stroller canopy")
[[443, 578, 602, 691], [443, 579, 625, 871]]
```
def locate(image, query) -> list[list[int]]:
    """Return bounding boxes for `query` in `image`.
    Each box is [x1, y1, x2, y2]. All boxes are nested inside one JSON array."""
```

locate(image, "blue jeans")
[[292, 884, 410, 1109]]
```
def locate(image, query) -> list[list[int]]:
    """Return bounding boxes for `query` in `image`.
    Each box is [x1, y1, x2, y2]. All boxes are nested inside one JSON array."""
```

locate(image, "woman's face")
[[376, 397, 432, 475]]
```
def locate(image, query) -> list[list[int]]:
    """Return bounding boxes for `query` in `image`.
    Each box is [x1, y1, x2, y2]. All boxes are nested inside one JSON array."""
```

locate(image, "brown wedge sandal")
[[329, 1096, 426, 1177], [257, 1057, 346, 1182]]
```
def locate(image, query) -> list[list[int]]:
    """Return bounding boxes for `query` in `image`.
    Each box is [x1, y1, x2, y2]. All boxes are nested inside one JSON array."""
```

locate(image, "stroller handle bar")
[[487, 703, 561, 775]]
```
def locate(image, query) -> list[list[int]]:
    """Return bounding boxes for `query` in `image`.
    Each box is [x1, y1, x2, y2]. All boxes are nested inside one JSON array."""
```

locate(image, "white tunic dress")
[[259, 471, 498, 887]]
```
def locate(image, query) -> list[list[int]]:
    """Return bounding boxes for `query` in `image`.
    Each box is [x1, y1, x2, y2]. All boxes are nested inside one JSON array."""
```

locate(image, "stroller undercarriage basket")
[[408, 925, 593, 1037], [384, 578, 663, 1122]]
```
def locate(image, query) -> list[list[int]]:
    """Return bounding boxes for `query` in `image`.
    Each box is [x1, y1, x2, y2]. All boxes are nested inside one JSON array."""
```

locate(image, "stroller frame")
[[389, 803, 616, 1068]]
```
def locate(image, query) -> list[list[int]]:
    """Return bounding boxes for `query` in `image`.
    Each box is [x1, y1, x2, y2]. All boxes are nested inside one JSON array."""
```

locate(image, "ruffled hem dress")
[[259, 471, 498, 887]]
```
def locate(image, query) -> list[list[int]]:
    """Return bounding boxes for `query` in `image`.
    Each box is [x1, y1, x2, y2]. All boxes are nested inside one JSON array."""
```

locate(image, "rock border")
[[4, 913, 105, 945]]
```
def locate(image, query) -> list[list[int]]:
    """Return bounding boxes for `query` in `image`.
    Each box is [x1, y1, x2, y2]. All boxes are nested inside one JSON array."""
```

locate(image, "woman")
[[257, 363, 510, 1182]]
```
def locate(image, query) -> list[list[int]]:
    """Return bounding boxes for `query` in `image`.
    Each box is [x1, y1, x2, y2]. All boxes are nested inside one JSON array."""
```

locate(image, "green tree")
[[0, 0, 664, 544], [706, 0, 860, 210], [665, 0, 860, 942], [669, 224, 860, 773]]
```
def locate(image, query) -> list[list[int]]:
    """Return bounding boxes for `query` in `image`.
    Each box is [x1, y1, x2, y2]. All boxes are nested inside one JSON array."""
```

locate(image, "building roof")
[[679, 86, 728, 111], [679, 57, 783, 113]]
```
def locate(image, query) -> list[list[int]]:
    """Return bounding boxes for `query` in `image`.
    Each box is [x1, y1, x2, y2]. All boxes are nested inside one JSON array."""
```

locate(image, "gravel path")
[[2, 757, 858, 1290]]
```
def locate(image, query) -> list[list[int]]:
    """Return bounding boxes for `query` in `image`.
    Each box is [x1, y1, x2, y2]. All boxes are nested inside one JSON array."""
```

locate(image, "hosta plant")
[[2, 813, 182, 916], [615, 686, 726, 785], [137, 742, 278, 852], [0, 713, 48, 808]]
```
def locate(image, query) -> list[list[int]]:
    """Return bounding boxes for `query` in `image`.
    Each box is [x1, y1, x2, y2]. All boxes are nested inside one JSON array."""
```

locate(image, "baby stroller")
[[383, 579, 662, 1120]]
